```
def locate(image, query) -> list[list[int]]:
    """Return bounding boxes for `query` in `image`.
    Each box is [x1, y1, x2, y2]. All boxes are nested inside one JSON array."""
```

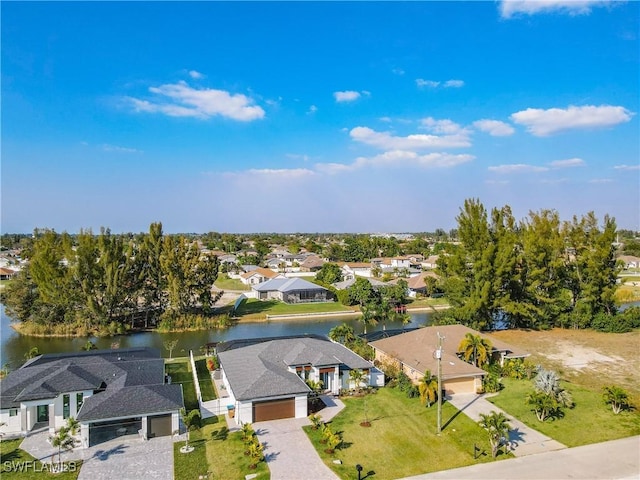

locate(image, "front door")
[[37, 405, 49, 423]]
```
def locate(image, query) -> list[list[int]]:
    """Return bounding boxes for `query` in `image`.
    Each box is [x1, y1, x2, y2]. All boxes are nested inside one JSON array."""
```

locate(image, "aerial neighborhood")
[[0, 207, 639, 479]]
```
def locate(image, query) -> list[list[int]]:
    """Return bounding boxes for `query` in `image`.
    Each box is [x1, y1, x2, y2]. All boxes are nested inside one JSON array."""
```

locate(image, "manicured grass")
[[406, 297, 450, 308], [235, 298, 356, 320], [165, 358, 199, 411], [0, 439, 81, 480], [194, 359, 217, 401], [214, 274, 251, 291], [488, 378, 640, 447], [305, 387, 503, 479], [174, 416, 270, 480]]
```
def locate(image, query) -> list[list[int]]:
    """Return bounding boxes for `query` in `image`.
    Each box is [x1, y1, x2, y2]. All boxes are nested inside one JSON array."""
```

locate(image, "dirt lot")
[[489, 328, 640, 405]]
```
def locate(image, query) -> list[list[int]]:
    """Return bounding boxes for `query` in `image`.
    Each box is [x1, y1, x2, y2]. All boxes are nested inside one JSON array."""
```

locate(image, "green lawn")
[[235, 298, 356, 320], [406, 297, 450, 308], [165, 358, 199, 411], [305, 387, 503, 479], [488, 378, 640, 447], [0, 439, 81, 480], [194, 359, 217, 401], [174, 416, 270, 480], [214, 274, 251, 291]]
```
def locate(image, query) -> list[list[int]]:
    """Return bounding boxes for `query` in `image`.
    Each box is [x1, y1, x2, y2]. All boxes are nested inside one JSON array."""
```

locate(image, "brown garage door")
[[148, 414, 172, 438], [253, 398, 295, 422]]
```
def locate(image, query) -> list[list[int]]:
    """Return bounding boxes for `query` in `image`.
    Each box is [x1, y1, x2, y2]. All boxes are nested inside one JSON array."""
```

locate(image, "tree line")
[[2, 223, 220, 334], [436, 198, 639, 331]]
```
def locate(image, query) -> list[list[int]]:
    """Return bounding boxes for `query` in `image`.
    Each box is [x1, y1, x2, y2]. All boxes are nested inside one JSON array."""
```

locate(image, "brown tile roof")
[[371, 325, 528, 379], [406, 271, 439, 290], [300, 256, 324, 268], [340, 262, 371, 269], [240, 267, 280, 280]]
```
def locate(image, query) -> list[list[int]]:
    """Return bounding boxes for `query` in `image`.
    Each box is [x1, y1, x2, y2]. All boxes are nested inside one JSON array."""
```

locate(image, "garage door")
[[444, 377, 477, 394], [148, 414, 172, 438], [253, 398, 295, 422]]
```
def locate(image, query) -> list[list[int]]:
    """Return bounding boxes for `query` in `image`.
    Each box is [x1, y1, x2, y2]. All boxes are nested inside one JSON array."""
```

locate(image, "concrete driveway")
[[77, 435, 173, 480], [255, 417, 338, 480], [447, 393, 566, 456]]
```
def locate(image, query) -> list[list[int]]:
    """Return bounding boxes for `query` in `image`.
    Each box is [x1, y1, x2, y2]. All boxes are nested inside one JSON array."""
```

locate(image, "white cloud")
[[488, 164, 549, 174], [127, 81, 265, 121], [316, 150, 474, 174], [550, 158, 585, 168], [473, 119, 515, 136], [500, 0, 615, 18], [228, 168, 316, 180], [307, 105, 318, 114], [392, 68, 405, 76], [379, 116, 392, 123], [421, 117, 468, 135], [614, 164, 640, 171], [350, 126, 472, 150], [286, 153, 310, 162], [188, 70, 204, 79], [511, 105, 633, 136], [589, 178, 614, 184], [416, 79, 440, 88], [443, 79, 464, 88], [334, 91, 361, 102], [101, 144, 142, 154]]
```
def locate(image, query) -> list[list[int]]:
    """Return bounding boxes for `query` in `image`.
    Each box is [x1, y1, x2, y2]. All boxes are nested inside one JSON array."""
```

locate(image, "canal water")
[[0, 304, 432, 369]]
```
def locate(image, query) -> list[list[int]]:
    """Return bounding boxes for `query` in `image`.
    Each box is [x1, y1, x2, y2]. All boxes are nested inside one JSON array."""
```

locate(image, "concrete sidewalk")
[[403, 435, 640, 480], [447, 393, 566, 456]]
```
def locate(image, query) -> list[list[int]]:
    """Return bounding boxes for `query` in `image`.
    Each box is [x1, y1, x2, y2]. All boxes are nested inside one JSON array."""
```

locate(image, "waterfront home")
[[252, 277, 332, 303], [217, 335, 384, 423], [240, 267, 283, 285], [370, 325, 529, 394], [0, 347, 183, 447]]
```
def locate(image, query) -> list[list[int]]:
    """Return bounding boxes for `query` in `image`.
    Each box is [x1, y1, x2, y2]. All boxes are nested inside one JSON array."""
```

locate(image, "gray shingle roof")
[[0, 347, 182, 420], [252, 277, 328, 293], [218, 336, 373, 401]]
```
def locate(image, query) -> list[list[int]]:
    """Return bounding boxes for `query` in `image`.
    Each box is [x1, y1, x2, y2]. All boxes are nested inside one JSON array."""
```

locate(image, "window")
[[9, 408, 18, 417], [63, 394, 70, 419], [76, 393, 84, 412]]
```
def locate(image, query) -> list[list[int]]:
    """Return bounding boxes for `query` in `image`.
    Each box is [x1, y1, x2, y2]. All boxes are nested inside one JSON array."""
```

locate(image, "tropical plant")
[[81, 340, 97, 351], [181, 409, 201, 448], [308, 414, 323, 430], [49, 426, 75, 464], [247, 438, 264, 468], [66, 416, 80, 436], [306, 378, 324, 395], [478, 411, 511, 458], [534, 368, 574, 408], [349, 369, 367, 391], [320, 423, 333, 444], [458, 333, 492, 367], [526, 390, 560, 422], [164, 339, 179, 359], [418, 370, 438, 408], [603, 385, 632, 414], [240, 422, 255, 442], [24, 346, 41, 360], [328, 323, 357, 345], [482, 372, 502, 393], [325, 432, 342, 454]]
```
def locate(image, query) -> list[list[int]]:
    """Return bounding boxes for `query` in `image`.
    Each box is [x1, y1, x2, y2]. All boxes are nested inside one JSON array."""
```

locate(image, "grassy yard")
[[194, 358, 216, 401], [214, 274, 251, 291], [0, 439, 81, 480], [235, 298, 357, 320], [165, 358, 199, 411], [406, 297, 450, 309], [305, 387, 502, 479], [488, 378, 640, 447], [174, 416, 269, 480]]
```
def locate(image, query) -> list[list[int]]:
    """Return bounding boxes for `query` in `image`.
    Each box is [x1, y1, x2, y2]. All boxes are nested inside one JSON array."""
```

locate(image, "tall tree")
[[419, 370, 438, 408], [458, 333, 492, 367], [478, 411, 511, 458]]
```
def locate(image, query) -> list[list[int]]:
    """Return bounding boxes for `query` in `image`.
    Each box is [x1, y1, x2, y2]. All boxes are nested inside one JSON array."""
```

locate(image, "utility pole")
[[436, 332, 444, 434]]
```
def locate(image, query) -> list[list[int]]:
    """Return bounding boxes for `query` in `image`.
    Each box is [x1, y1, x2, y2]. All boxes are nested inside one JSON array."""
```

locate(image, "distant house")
[[618, 255, 640, 270], [421, 255, 440, 270], [339, 262, 372, 279], [398, 271, 439, 297], [240, 267, 283, 285], [370, 325, 529, 395], [299, 255, 325, 272], [252, 277, 332, 303], [0, 268, 17, 280], [218, 335, 384, 424], [0, 348, 183, 447], [333, 276, 388, 291]]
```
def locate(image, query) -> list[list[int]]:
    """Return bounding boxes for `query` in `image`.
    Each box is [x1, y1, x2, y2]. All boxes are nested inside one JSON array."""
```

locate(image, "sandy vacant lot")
[[489, 328, 640, 404]]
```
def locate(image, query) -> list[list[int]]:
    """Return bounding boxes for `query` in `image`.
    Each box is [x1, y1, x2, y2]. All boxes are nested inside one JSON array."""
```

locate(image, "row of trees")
[[2, 223, 220, 333], [437, 199, 624, 330]]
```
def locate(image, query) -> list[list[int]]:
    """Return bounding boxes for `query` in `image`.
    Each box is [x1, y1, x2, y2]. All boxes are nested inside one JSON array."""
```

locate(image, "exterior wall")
[[235, 400, 253, 425], [294, 395, 307, 418], [369, 368, 385, 387], [0, 408, 22, 436]]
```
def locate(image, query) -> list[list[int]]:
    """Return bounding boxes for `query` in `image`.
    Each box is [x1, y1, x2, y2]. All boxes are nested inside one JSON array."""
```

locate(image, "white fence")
[[189, 350, 202, 403]]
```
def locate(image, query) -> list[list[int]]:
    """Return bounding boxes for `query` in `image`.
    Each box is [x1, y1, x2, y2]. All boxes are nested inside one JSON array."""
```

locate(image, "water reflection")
[[0, 304, 431, 368]]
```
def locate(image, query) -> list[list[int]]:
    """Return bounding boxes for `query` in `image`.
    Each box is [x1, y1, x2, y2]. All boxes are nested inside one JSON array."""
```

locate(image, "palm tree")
[[49, 426, 75, 466], [527, 390, 559, 422], [419, 370, 438, 408], [328, 324, 357, 345], [24, 346, 41, 360], [349, 369, 367, 391], [478, 411, 511, 458], [603, 385, 632, 414], [458, 333, 492, 367]]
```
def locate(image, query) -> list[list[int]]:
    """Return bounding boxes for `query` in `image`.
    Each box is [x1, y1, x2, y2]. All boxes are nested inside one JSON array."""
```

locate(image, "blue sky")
[[2, 1, 638, 234]]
